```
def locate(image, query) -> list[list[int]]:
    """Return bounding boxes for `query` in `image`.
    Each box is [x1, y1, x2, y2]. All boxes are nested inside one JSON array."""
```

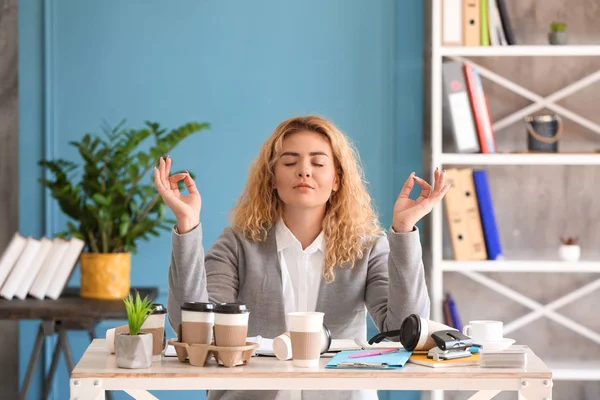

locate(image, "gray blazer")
[[167, 223, 430, 400]]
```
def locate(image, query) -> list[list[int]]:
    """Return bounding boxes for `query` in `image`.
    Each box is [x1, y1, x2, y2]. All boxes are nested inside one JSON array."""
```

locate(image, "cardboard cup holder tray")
[[168, 326, 258, 367], [167, 339, 258, 367]]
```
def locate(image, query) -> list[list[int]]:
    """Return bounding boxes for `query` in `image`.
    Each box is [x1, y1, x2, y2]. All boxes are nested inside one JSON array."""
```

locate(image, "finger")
[[168, 173, 187, 196], [428, 183, 451, 205], [398, 172, 415, 198], [159, 157, 169, 190], [183, 170, 199, 195], [166, 156, 172, 181], [414, 176, 433, 198], [434, 168, 446, 193], [153, 167, 168, 195]]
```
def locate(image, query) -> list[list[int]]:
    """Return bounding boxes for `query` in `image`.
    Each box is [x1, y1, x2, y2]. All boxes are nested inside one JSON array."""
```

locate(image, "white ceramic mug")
[[462, 320, 503, 342]]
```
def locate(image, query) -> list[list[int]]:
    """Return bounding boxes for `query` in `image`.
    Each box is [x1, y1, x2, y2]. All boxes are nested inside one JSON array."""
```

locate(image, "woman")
[[154, 115, 449, 400]]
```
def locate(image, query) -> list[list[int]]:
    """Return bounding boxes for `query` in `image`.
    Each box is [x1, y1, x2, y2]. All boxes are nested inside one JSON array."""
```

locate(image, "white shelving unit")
[[427, 0, 600, 397]]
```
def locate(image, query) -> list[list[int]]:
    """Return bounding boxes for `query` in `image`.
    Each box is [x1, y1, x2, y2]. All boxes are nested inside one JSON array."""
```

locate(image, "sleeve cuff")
[[389, 225, 417, 235], [172, 222, 202, 237]]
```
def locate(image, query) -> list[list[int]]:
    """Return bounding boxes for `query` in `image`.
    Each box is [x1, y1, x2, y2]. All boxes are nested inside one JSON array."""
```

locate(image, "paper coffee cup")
[[287, 312, 324, 368], [106, 328, 116, 353], [399, 314, 453, 351], [106, 324, 130, 353], [140, 303, 167, 356], [273, 323, 331, 361], [181, 302, 215, 345], [214, 303, 250, 347]]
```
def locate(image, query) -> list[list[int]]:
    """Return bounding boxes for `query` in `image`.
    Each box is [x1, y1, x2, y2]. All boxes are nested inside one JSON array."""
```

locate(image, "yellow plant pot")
[[80, 253, 131, 299]]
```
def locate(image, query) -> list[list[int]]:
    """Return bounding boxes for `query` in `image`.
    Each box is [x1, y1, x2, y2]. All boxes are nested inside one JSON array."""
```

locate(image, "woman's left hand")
[[392, 168, 450, 233]]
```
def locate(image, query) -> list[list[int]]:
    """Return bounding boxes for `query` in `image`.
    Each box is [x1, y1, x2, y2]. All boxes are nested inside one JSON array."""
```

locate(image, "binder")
[[463, 0, 480, 46], [464, 64, 496, 153], [442, 62, 481, 153], [442, 0, 463, 45], [496, 0, 516, 45], [458, 168, 487, 260], [473, 170, 503, 260], [480, 0, 490, 45], [443, 169, 473, 260]]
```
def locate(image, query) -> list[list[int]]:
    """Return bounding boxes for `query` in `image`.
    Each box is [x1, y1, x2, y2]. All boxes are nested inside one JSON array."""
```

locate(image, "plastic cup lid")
[[399, 313, 422, 352], [181, 302, 215, 312], [151, 303, 167, 314], [214, 302, 249, 314]]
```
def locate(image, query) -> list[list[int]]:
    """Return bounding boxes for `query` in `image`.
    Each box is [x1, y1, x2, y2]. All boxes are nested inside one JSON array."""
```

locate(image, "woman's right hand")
[[153, 156, 201, 234]]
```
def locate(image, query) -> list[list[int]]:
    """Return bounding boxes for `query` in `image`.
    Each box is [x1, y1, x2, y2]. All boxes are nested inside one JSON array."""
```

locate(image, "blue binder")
[[472, 170, 503, 260], [325, 349, 412, 370]]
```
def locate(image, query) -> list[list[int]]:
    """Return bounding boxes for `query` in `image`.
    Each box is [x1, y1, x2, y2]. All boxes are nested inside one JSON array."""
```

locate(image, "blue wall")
[[18, 0, 423, 399]]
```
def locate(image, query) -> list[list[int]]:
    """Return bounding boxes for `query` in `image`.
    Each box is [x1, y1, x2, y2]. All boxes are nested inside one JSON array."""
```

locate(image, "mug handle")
[[462, 324, 471, 337]]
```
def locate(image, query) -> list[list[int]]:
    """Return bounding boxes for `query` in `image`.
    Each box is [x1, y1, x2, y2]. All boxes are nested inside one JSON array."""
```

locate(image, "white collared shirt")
[[275, 218, 324, 319], [274, 219, 377, 400]]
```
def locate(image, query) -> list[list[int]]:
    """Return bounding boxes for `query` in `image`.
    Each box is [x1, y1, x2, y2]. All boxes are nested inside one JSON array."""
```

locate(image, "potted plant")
[[559, 236, 580, 262], [115, 291, 155, 368], [38, 120, 209, 299], [549, 22, 568, 45]]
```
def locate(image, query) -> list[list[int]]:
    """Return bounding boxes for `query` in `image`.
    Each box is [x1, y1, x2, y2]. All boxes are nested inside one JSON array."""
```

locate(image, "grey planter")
[[548, 31, 568, 45], [115, 333, 153, 369]]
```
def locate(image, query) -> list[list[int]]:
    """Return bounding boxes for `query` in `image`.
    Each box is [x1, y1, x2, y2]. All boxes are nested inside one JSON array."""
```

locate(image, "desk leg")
[[87, 326, 113, 400], [518, 378, 553, 400], [19, 322, 48, 400], [70, 381, 105, 400]]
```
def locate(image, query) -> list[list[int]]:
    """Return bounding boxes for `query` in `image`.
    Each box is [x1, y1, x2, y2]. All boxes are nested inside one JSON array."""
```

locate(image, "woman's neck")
[[282, 207, 325, 250]]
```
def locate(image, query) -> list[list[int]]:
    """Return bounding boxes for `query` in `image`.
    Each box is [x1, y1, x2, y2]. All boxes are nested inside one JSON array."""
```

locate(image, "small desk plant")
[[548, 22, 567, 45], [559, 236, 580, 262], [116, 291, 155, 368]]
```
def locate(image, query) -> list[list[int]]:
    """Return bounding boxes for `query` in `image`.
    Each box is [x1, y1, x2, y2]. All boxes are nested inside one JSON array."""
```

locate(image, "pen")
[[348, 348, 398, 359]]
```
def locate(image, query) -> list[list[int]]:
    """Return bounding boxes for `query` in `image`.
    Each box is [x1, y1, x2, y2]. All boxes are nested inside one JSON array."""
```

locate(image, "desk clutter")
[[106, 298, 527, 371]]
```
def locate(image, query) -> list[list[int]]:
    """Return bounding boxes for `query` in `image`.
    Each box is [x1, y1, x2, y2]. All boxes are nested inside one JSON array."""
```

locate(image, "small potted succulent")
[[549, 22, 568, 45], [115, 291, 155, 368], [559, 236, 580, 262]]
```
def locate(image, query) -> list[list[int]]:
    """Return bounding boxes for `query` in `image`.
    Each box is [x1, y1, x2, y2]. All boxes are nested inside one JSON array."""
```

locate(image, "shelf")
[[439, 45, 600, 57], [546, 361, 600, 381], [440, 260, 600, 273], [439, 153, 600, 166]]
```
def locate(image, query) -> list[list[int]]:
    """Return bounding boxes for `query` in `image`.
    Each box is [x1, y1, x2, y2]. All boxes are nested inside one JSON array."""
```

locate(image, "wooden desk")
[[0, 286, 158, 400], [71, 339, 553, 400]]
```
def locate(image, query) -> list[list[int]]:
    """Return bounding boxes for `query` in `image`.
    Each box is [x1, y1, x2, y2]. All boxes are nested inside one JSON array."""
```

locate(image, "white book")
[[0, 232, 27, 289], [46, 238, 85, 300], [14, 237, 54, 300], [29, 239, 70, 300], [1, 238, 42, 299]]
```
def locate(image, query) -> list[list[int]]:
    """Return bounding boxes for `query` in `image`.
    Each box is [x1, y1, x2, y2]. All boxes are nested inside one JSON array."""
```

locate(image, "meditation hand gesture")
[[153, 156, 201, 234], [392, 168, 450, 233]]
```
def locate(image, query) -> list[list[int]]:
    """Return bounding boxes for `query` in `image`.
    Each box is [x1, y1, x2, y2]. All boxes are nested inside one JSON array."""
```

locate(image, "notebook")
[[408, 352, 480, 368], [325, 349, 412, 370]]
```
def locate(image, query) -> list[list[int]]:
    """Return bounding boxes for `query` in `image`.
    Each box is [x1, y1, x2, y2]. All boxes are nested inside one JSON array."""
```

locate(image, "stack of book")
[[480, 346, 528, 368], [0, 233, 85, 300]]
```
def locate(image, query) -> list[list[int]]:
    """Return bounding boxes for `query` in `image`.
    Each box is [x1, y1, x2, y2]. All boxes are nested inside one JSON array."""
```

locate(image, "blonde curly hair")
[[230, 115, 384, 283]]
